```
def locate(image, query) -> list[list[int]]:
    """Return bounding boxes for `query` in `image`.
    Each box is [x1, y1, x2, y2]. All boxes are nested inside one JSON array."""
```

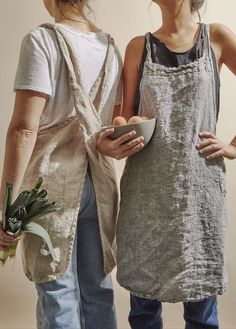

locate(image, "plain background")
[[0, 1, 235, 328]]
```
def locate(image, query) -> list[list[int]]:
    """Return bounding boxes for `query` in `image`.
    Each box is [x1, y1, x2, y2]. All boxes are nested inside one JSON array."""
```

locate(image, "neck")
[[53, 8, 97, 32], [54, 7, 86, 24], [157, 0, 195, 34]]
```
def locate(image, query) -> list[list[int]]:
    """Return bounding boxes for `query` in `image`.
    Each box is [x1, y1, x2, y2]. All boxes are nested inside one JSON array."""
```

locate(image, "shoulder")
[[124, 35, 146, 67], [126, 35, 146, 55], [21, 25, 58, 57], [209, 23, 234, 37], [209, 23, 236, 47], [208, 23, 236, 63], [209, 23, 236, 70], [23, 26, 52, 42]]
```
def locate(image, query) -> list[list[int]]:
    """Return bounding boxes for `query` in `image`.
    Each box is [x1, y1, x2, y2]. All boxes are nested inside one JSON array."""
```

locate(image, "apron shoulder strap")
[[144, 33, 152, 63], [203, 23, 212, 57], [40, 23, 82, 96], [40, 23, 115, 115]]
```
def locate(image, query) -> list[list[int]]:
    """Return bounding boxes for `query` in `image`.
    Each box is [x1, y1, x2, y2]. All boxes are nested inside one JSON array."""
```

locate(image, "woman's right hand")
[[0, 213, 20, 251], [96, 128, 145, 160]]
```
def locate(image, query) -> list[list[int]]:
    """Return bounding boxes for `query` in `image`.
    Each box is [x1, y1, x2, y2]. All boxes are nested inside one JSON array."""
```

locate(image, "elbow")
[[7, 125, 38, 142]]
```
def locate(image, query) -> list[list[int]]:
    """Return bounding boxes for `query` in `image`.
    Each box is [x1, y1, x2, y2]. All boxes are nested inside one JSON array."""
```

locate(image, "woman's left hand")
[[196, 132, 236, 160]]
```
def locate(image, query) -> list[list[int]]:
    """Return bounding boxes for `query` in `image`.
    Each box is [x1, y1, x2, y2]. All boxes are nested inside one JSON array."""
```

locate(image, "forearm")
[[112, 104, 122, 121], [121, 107, 135, 121], [230, 135, 236, 147], [0, 128, 37, 207]]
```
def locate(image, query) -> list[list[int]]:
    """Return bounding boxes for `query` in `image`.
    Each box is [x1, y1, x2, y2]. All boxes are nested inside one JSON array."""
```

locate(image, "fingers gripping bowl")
[[101, 116, 157, 147]]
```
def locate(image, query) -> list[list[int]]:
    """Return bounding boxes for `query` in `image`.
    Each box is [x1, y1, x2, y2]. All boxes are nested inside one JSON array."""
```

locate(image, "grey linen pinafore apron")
[[19, 24, 120, 283], [116, 24, 228, 303]]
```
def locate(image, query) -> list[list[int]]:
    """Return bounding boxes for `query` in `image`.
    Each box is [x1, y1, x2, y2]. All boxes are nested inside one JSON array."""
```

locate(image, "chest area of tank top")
[[149, 35, 203, 67]]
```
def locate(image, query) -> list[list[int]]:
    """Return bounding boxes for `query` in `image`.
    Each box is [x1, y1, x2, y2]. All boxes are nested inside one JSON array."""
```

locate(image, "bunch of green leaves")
[[1, 177, 61, 263]]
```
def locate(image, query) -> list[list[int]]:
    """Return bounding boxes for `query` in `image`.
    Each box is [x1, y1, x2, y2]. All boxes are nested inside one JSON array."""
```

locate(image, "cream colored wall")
[[0, 1, 235, 328]]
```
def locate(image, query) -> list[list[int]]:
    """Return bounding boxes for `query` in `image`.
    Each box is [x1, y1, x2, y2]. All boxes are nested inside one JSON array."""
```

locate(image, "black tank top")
[[134, 23, 220, 119]]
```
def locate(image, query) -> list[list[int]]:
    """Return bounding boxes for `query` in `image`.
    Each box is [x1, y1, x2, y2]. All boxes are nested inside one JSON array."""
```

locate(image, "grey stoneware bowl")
[[101, 118, 157, 147]]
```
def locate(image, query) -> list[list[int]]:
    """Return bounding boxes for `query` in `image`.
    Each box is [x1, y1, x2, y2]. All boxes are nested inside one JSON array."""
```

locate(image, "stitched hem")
[[14, 85, 52, 96], [116, 279, 228, 303]]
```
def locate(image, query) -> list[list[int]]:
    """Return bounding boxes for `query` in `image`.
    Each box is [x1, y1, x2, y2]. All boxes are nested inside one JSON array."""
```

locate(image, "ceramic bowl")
[[101, 118, 157, 147]]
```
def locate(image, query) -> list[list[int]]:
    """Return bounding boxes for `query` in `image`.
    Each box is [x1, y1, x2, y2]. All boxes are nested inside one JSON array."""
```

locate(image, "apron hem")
[[117, 279, 228, 303]]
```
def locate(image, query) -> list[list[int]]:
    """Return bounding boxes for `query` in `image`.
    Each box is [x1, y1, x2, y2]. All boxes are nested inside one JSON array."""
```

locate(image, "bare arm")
[[0, 90, 46, 249], [122, 36, 145, 121], [197, 24, 236, 160], [0, 90, 47, 206], [112, 104, 122, 120], [210, 23, 236, 74]]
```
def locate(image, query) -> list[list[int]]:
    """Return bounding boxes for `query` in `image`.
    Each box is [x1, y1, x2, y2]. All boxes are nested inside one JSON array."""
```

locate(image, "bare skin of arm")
[[197, 23, 236, 160], [0, 90, 46, 250], [121, 37, 145, 121], [112, 104, 122, 119]]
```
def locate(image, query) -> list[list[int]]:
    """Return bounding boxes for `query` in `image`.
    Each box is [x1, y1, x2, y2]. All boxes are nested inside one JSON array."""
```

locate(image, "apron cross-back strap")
[[40, 24, 89, 109], [40, 23, 115, 131]]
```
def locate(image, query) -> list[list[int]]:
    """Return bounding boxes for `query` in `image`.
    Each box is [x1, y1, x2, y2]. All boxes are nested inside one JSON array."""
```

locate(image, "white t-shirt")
[[14, 23, 123, 130]]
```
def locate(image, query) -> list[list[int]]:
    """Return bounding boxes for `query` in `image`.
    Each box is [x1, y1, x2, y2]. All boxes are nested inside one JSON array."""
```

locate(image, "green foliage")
[[0, 177, 62, 263]]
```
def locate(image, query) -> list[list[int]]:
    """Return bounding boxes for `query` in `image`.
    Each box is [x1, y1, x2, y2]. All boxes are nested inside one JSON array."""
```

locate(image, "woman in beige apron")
[[0, 1, 144, 328], [97, 0, 236, 328]]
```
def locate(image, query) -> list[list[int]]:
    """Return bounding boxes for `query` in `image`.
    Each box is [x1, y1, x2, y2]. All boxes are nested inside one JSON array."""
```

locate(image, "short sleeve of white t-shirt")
[[14, 31, 53, 96], [14, 24, 123, 129]]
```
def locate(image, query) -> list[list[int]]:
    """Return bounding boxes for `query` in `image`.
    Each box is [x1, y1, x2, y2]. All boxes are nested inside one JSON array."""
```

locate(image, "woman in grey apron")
[[0, 1, 143, 328], [98, 0, 236, 328]]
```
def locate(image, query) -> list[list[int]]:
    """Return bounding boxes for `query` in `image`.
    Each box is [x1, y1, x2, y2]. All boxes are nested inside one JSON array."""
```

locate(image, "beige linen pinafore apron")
[[117, 24, 228, 303], [19, 24, 120, 283]]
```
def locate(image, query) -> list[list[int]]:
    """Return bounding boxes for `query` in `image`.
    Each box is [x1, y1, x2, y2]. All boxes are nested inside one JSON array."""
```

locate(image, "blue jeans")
[[35, 170, 117, 329], [129, 294, 219, 329]]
